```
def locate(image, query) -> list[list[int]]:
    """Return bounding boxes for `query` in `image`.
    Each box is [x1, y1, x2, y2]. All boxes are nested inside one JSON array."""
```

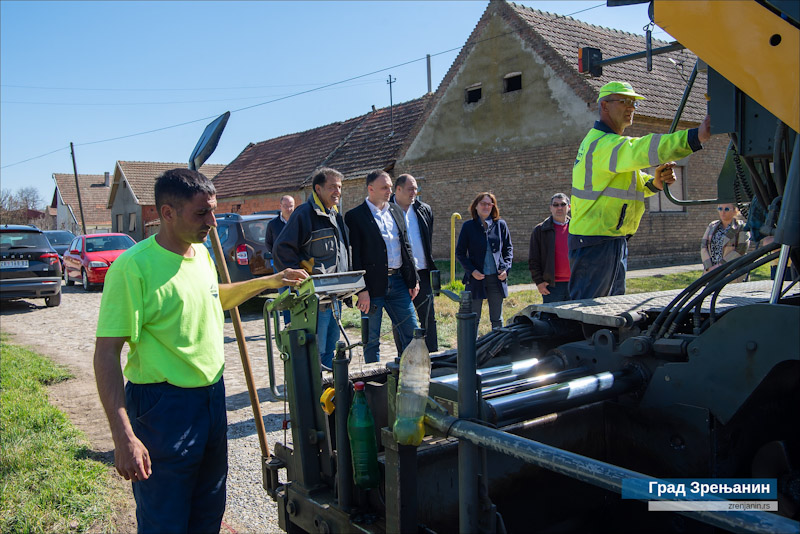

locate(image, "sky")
[[0, 1, 669, 206]]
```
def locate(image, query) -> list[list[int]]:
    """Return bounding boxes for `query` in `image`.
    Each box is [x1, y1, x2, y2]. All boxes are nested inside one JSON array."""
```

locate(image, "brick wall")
[[216, 191, 305, 215], [141, 205, 159, 226], [397, 119, 729, 269], [215, 182, 369, 217]]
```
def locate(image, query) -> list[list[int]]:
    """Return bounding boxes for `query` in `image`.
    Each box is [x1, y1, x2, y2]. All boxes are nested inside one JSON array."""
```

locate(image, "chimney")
[[104, 172, 110, 187], [427, 54, 432, 94], [371, 105, 376, 113]]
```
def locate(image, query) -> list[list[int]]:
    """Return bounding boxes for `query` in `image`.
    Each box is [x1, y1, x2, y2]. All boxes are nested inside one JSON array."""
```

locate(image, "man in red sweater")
[[528, 193, 571, 303]]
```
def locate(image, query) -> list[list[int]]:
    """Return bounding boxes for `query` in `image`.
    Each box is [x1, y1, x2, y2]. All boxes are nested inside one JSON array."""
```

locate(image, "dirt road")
[[0, 283, 388, 533]]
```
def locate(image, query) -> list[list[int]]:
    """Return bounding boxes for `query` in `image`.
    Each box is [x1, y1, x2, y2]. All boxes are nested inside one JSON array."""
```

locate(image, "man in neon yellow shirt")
[[569, 81, 711, 299], [94, 168, 307, 533]]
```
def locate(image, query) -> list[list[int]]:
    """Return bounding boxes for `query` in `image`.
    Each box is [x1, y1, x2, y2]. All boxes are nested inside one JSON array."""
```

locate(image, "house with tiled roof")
[[108, 161, 226, 241], [212, 95, 431, 214], [395, 0, 727, 266], [51, 172, 113, 234]]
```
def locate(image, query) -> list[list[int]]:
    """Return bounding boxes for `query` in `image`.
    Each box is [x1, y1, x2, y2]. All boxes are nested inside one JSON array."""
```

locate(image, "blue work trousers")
[[125, 379, 228, 534], [363, 273, 419, 363], [568, 237, 627, 300], [317, 301, 342, 369]]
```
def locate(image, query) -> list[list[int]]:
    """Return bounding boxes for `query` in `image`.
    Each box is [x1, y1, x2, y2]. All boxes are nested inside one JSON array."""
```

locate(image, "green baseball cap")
[[597, 81, 645, 102]]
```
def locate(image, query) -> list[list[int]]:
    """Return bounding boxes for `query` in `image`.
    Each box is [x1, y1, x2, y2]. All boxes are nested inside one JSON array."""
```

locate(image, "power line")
[[2, 2, 665, 170], [0, 79, 385, 107], [1, 146, 70, 169], [0, 82, 342, 92]]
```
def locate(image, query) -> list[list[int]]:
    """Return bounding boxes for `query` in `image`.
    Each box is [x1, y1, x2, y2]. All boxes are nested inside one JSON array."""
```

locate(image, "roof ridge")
[[510, 1, 674, 44], [52, 172, 107, 178], [250, 95, 432, 147], [300, 113, 373, 188]]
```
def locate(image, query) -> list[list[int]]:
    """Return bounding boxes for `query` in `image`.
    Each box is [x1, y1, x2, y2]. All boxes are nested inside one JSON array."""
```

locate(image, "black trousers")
[[391, 268, 439, 354]]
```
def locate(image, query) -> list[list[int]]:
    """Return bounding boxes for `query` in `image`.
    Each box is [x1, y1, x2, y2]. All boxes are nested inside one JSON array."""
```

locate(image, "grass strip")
[[0, 335, 119, 533]]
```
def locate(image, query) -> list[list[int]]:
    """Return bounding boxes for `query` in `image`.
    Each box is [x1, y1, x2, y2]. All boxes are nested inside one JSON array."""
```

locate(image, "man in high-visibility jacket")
[[569, 81, 711, 300]]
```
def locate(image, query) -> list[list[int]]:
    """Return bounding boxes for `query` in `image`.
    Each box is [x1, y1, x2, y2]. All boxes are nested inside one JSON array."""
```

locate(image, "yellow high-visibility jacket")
[[570, 121, 702, 238]]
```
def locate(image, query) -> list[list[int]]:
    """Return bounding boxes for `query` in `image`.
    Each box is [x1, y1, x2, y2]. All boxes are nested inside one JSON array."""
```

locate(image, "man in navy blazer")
[[345, 170, 419, 363]]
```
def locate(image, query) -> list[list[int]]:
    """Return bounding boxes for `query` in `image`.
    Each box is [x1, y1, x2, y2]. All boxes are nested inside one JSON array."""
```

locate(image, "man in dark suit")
[[391, 174, 438, 352], [345, 170, 419, 363]]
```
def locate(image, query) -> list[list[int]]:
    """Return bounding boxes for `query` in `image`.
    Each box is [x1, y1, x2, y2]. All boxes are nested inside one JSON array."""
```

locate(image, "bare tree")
[[0, 188, 14, 212], [0, 187, 46, 225], [16, 187, 43, 211]]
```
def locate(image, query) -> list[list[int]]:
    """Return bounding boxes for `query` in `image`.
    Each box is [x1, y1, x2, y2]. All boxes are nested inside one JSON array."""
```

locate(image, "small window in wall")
[[465, 83, 482, 104], [648, 166, 686, 213], [503, 72, 522, 93], [116, 214, 123, 232], [129, 213, 136, 232]]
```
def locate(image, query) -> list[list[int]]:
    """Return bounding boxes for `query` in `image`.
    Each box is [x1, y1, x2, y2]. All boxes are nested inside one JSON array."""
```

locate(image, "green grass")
[[0, 336, 120, 533], [342, 263, 775, 345], [269, 263, 775, 348], [433, 260, 532, 286], [626, 264, 770, 293]]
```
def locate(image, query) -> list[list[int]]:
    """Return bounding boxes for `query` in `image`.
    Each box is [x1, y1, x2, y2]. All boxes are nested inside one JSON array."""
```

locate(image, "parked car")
[[204, 213, 277, 283], [43, 229, 76, 272], [1, 224, 62, 307], [63, 233, 136, 291]]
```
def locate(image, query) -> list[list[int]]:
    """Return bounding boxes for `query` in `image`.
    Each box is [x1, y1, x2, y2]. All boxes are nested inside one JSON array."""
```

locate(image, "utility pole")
[[387, 74, 396, 135], [70, 142, 87, 235]]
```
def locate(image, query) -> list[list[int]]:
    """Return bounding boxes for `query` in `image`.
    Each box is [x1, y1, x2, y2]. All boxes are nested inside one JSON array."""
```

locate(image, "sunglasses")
[[552, 202, 567, 207], [717, 207, 733, 212], [606, 98, 640, 109]]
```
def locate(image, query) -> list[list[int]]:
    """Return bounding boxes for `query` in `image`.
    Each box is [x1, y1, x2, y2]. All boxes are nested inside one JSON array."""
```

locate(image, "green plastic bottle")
[[347, 381, 380, 488], [393, 329, 430, 446]]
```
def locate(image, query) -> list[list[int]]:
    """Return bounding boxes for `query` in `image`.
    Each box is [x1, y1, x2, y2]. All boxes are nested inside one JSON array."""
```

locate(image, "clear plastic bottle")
[[392, 329, 431, 446], [347, 381, 380, 488]]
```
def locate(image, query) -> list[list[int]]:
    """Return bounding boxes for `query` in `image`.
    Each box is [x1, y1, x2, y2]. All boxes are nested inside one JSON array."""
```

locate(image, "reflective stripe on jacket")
[[570, 121, 696, 237]]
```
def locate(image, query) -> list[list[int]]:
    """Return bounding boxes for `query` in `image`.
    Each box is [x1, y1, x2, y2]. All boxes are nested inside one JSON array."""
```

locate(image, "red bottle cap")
[[354, 381, 365, 391]]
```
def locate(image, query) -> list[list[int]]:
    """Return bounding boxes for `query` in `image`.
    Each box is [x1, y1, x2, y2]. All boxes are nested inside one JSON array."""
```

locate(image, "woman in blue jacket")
[[456, 192, 513, 330]]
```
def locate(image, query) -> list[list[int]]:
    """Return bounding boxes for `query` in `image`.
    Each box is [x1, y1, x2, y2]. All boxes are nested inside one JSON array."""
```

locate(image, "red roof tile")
[[212, 95, 431, 197], [506, 1, 706, 122], [111, 161, 226, 207], [52, 173, 112, 228]]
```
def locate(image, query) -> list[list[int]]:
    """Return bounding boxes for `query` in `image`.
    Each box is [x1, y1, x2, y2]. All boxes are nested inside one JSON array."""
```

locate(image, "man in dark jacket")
[[391, 174, 438, 352], [345, 169, 419, 363], [273, 169, 349, 368], [265, 195, 295, 254], [266, 195, 295, 324], [529, 193, 571, 303]]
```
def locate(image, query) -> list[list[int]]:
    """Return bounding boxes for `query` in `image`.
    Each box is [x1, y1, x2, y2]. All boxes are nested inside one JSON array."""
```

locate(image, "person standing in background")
[[529, 193, 571, 303], [345, 170, 419, 363], [391, 173, 438, 352], [700, 203, 750, 276], [265, 195, 296, 325], [273, 168, 350, 369], [456, 192, 513, 330], [265, 195, 295, 255]]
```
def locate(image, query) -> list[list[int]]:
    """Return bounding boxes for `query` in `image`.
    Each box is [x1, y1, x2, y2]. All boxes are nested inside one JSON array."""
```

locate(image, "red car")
[[63, 233, 136, 291]]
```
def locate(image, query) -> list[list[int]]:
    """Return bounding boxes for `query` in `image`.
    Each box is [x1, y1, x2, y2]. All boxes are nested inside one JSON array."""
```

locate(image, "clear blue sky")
[[0, 1, 667, 205]]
